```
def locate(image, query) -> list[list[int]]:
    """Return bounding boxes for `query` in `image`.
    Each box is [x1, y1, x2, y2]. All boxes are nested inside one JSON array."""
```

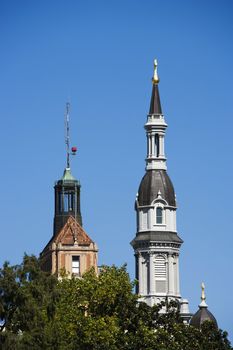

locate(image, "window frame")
[[156, 206, 163, 224], [72, 255, 80, 276]]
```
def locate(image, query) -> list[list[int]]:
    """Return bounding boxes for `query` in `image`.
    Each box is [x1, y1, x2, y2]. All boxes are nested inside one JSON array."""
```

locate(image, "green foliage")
[[51, 265, 137, 350], [0, 256, 232, 350], [0, 255, 58, 349], [199, 321, 232, 350]]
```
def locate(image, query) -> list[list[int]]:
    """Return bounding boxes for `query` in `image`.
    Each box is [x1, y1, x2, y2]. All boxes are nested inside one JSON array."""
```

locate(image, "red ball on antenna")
[[71, 146, 77, 155]]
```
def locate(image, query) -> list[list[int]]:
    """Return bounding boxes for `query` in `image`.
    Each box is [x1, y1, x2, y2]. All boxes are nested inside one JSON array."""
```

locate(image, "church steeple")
[[131, 60, 189, 314], [53, 103, 82, 236], [149, 59, 162, 115], [145, 60, 167, 171]]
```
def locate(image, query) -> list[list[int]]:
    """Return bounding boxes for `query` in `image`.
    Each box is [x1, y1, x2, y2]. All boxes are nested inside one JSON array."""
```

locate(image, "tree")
[[199, 321, 232, 350], [0, 255, 58, 349], [51, 265, 139, 350], [51, 267, 233, 350], [0, 256, 232, 350]]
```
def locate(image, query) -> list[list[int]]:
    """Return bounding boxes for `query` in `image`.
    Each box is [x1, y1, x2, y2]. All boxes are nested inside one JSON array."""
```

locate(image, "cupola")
[[190, 283, 218, 328], [53, 167, 82, 236]]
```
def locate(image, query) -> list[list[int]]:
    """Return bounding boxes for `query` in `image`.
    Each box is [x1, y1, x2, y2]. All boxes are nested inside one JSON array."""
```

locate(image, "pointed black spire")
[[149, 84, 162, 115], [149, 59, 162, 115]]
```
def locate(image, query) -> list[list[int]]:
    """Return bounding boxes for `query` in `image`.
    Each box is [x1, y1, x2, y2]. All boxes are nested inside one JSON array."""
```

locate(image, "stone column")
[[151, 134, 155, 157], [147, 134, 150, 158], [168, 254, 174, 295], [138, 252, 143, 295], [176, 255, 180, 296], [159, 135, 165, 157], [149, 252, 155, 295]]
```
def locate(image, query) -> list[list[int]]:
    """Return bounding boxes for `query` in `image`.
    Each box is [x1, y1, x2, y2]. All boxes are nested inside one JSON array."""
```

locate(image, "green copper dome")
[[61, 167, 76, 181]]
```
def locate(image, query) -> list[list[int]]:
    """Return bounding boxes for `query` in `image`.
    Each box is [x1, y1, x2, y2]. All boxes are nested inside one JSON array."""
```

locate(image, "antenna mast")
[[65, 102, 70, 168]]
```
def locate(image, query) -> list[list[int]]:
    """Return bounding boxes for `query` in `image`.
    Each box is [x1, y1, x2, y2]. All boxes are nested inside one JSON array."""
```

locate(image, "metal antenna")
[[65, 102, 70, 168]]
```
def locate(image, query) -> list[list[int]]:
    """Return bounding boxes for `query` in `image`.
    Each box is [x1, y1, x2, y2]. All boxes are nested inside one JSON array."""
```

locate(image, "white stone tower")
[[131, 61, 189, 312]]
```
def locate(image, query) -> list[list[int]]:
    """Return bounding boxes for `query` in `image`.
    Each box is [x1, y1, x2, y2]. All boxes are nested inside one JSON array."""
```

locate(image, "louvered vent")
[[154, 255, 166, 279]]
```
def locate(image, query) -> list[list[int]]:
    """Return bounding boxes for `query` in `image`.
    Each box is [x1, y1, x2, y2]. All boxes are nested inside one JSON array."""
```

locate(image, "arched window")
[[156, 207, 163, 224]]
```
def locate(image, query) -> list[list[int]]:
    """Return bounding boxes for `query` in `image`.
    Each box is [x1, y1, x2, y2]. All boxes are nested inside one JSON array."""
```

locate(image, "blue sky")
[[0, 0, 233, 339]]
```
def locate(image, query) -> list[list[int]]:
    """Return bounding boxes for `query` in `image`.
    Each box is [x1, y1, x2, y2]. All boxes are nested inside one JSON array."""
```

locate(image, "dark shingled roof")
[[131, 231, 183, 245], [190, 307, 218, 329], [138, 170, 176, 207], [149, 83, 162, 115]]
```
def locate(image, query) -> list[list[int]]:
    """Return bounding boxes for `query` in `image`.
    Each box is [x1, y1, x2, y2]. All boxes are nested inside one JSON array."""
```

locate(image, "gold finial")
[[152, 59, 159, 84], [201, 282, 206, 301]]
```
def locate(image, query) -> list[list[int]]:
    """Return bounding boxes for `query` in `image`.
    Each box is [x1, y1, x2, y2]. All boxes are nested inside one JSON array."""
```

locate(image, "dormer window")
[[156, 207, 163, 224]]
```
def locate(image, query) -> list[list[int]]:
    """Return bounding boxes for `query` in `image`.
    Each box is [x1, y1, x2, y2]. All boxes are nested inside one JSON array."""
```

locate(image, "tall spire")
[[149, 59, 162, 115], [131, 60, 187, 312], [145, 59, 167, 171]]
